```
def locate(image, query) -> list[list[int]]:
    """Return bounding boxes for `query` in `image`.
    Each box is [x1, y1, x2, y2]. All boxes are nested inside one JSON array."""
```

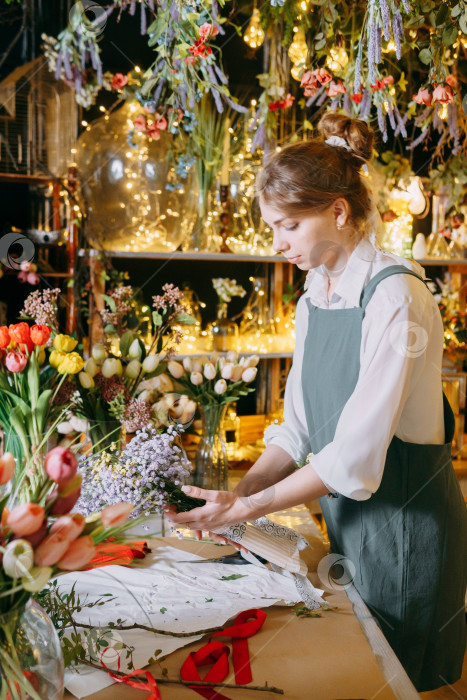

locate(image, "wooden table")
[[64, 538, 420, 700]]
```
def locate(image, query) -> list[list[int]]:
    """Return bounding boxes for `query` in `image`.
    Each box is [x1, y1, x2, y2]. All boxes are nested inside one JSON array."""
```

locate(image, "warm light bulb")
[[288, 29, 308, 65], [326, 46, 349, 72], [243, 9, 264, 49], [440, 103, 448, 120], [291, 61, 306, 81], [406, 176, 427, 216], [383, 40, 396, 53]]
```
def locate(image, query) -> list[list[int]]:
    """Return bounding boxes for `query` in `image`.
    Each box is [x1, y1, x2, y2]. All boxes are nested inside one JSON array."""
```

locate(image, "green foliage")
[[218, 573, 248, 580]]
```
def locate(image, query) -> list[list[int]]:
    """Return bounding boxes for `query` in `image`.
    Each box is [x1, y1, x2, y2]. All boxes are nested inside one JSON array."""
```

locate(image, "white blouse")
[[265, 237, 446, 501]]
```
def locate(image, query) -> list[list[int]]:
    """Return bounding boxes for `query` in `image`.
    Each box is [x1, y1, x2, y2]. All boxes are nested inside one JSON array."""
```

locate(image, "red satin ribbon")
[[85, 540, 148, 569], [101, 648, 161, 700], [181, 608, 267, 697]]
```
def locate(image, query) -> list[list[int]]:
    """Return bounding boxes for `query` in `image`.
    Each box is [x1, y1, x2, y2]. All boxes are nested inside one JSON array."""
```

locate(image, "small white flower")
[[203, 362, 216, 380], [69, 415, 89, 433], [190, 371, 203, 385], [242, 367, 258, 383], [214, 379, 227, 395], [3, 539, 34, 579], [57, 421, 73, 435], [168, 361, 185, 379]]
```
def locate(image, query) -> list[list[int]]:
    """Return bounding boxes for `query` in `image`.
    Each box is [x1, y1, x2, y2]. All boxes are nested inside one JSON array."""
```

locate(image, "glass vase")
[[88, 419, 123, 454], [0, 599, 64, 699], [192, 404, 229, 491], [210, 303, 238, 352]]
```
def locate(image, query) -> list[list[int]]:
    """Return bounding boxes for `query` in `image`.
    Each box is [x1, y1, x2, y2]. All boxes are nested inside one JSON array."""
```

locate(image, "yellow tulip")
[[49, 349, 67, 368], [57, 352, 85, 375], [54, 334, 78, 353]]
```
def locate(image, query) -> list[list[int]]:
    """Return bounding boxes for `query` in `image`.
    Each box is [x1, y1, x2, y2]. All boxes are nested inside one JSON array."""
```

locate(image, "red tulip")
[[30, 325, 51, 346], [34, 533, 70, 566], [50, 513, 85, 541], [44, 446, 78, 484], [49, 474, 82, 515], [101, 503, 133, 529], [0, 326, 10, 348], [5, 352, 28, 373], [0, 452, 15, 484], [413, 88, 432, 106], [8, 323, 30, 345], [7, 503, 45, 536], [57, 536, 96, 570], [21, 518, 48, 548]]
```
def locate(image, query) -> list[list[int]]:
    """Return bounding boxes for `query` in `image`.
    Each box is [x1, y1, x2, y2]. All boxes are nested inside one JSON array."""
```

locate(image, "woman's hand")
[[165, 485, 252, 550]]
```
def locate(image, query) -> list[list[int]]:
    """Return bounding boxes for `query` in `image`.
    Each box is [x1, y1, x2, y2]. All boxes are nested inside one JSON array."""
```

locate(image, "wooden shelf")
[[175, 352, 293, 359], [417, 258, 467, 266], [0, 173, 52, 185], [99, 250, 286, 263]]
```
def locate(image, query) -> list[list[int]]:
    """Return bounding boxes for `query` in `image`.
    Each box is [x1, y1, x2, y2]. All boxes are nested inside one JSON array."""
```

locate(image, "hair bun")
[[318, 113, 374, 164]]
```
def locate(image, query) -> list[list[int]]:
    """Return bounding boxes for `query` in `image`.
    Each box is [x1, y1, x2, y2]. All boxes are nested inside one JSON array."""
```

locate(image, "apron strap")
[[360, 264, 427, 311]]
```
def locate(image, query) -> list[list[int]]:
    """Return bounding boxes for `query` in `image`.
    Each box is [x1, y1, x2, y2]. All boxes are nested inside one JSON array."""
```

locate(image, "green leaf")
[[27, 352, 39, 406], [436, 3, 449, 24], [119, 330, 134, 358], [218, 574, 248, 581], [152, 311, 163, 327], [460, 13, 467, 34], [452, 4, 462, 19], [160, 607, 167, 614], [315, 38, 326, 51], [34, 389, 52, 433], [443, 26, 458, 46], [101, 294, 117, 312], [174, 313, 196, 325], [104, 324, 116, 335], [419, 48, 432, 64]]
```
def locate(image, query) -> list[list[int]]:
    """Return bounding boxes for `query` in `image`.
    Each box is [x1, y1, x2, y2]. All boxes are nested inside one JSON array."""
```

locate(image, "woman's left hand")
[[166, 485, 251, 533]]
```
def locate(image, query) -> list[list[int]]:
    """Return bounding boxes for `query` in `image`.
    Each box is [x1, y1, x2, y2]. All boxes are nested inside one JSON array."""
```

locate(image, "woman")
[[168, 113, 467, 692]]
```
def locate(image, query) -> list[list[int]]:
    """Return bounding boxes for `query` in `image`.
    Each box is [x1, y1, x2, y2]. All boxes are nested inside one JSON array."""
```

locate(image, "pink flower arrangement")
[[133, 114, 148, 132], [268, 93, 295, 111], [413, 87, 433, 106], [199, 23, 219, 41], [326, 80, 346, 97], [300, 68, 332, 97], [5, 352, 28, 373], [432, 84, 454, 104]]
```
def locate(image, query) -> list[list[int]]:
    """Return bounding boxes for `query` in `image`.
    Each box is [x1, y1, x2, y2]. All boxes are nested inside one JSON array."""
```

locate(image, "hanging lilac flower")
[[317, 89, 328, 107], [367, 22, 377, 85], [214, 64, 229, 85], [62, 51, 73, 80], [354, 55, 362, 93], [392, 10, 404, 60], [401, 0, 411, 12], [148, 0, 155, 10], [433, 103, 442, 133], [379, 0, 391, 41], [224, 96, 248, 113], [210, 87, 224, 113], [375, 27, 382, 63], [393, 105, 408, 137], [360, 88, 372, 119], [140, 2, 147, 35], [129, 0, 136, 15], [414, 106, 432, 127], [407, 128, 429, 150], [212, 0, 225, 35], [343, 91, 352, 114], [386, 101, 396, 130], [206, 64, 219, 86], [81, 49, 87, 73], [330, 98, 340, 111], [55, 51, 62, 80], [153, 78, 166, 104], [447, 103, 457, 139], [376, 103, 388, 141], [250, 123, 266, 154]]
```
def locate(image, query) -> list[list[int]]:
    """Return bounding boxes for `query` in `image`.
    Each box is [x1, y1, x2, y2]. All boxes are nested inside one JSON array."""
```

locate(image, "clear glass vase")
[[192, 404, 229, 491], [210, 303, 238, 352], [0, 599, 64, 699]]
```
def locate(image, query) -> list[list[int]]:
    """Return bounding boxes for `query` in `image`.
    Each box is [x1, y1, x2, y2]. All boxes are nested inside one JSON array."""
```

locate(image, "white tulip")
[[203, 362, 216, 380], [179, 400, 197, 424], [84, 358, 98, 377], [242, 367, 258, 383], [190, 371, 203, 386], [218, 357, 226, 369], [210, 352, 219, 365], [91, 344, 107, 362], [226, 350, 238, 363], [79, 371, 95, 389], [3, 540, 34, 579], [128, 339, 142, 359], [22, 566, 53, 593], [231, 365, 244, 381], [125, 359, 142, 379], [192, 359, 203, 373], [214, 379, 227, 395], [168, 361, 185, 379], [102, 357, 123, 378], [239, 356, 247, 366], [57, 421, 73, 435], [142, 354, 160, 373], [157, 374, 173, 392], [69, 415, 90, 433], [182, 357, 193, 372], [246, 354, 260, 368], [221, 363, 233, 380]]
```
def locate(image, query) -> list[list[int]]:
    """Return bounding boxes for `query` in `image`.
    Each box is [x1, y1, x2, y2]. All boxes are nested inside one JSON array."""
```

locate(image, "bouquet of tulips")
[[0, 323, 71, 466], [0, 445, 136, 698], [164, 350, 259, 406]]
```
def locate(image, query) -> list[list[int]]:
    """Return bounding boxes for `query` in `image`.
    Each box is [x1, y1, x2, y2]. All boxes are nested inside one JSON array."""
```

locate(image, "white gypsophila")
[[212, 278, 246, 304]]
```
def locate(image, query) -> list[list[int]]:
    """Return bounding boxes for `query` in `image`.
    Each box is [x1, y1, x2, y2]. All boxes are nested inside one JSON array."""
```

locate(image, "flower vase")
[[192, 404, 229, 491], [89, 419, 123, 454], [0, 599, 64, 699], [210, 303, 238, 352]]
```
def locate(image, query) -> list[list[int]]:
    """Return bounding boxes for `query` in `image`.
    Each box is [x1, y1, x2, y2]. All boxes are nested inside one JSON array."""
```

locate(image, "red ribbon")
[[101, 647, 161, 700], [181, 608, 267, 697], [85, 540, 148, 569]]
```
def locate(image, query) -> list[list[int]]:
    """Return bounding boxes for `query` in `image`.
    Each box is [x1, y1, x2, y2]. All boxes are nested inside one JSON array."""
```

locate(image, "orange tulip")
[[57, 536, 96, 570], [30, 325, 51, 346], [50, 513, 85, 541], [0, 326, 10, 348], [34, 533, 70, 566], [7, 503, 45, 536], [0, 452, 15, 484], [101, 503, 133, 529], [8, 322, 30, 345]]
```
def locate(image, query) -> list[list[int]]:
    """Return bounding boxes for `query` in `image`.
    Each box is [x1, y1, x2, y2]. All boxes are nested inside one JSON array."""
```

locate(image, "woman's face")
[[260, 198, 352, 271]]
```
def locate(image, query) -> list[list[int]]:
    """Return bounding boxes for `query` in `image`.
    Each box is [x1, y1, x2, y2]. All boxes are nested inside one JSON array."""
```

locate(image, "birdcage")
[[0, 56, 77, 177]]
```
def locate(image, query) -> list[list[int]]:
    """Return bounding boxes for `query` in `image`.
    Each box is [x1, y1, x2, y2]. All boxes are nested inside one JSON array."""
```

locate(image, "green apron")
[[301, 264, 467, 692]]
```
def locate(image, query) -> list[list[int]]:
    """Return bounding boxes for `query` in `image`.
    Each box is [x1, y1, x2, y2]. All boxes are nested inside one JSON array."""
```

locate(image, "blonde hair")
[[256, 114, 375, 243]]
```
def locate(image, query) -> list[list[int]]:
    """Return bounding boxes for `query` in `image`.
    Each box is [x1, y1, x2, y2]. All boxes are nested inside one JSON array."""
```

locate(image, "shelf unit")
[[86, 246, 295, 414]]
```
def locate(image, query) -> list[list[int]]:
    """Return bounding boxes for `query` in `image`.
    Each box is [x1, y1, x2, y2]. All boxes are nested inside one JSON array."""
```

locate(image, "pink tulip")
[[26, 272, 40, 285], [5, 352, 28, 373], [20, 261, 31, 272], [34, 533, 70, 566], [21, 518, 48, 548], [0, 453, 15, 484], [432, 84, 454, 104], [48, 474, 82, 515], [413, 88, 432, 106], [100, 503, 133, 528], [300, 70, 319, 97], [315, 68, 332, 85], [7, 503, 45, 536], [57, 536, 96, 570], [326, 80, 346, 97], [44, 446, 78, 484], [17, 271, 28, 283], [50, 513, 85, 541]]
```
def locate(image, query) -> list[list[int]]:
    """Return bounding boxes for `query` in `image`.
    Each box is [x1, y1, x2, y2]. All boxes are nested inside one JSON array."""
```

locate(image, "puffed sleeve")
[[310, 276, 443, 500], [264, 295, 312, 464]]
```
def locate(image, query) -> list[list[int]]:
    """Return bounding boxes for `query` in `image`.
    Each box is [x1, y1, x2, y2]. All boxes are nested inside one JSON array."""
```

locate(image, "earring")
[[336, 222, 343, 230]]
